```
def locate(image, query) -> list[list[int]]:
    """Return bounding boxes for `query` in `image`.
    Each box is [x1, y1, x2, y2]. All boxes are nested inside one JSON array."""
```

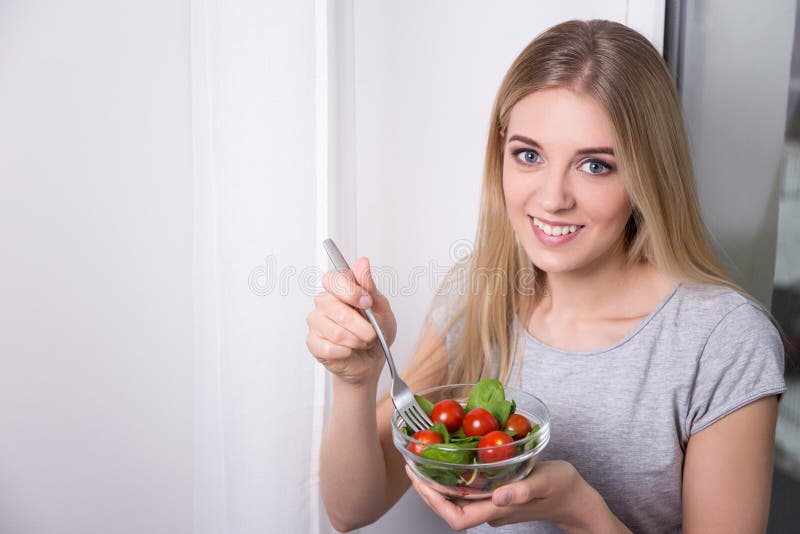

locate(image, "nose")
[[537, 168, 575, 213]]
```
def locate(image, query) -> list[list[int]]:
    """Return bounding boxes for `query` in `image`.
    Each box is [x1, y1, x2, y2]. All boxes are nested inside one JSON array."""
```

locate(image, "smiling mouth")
[[530, 216, 585, 237]]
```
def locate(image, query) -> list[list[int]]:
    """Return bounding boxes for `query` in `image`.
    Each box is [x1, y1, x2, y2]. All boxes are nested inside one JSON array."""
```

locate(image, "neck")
[[537, 248, 645, 321]]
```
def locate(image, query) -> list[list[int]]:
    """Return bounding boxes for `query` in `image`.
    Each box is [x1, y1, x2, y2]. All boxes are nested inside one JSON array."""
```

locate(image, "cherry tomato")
[[462, 408, 499, 437], [407, 429, 444, 456], [430, 399, 464, 433], [477, 430, 515, 463], [504, 413, 532, 441]]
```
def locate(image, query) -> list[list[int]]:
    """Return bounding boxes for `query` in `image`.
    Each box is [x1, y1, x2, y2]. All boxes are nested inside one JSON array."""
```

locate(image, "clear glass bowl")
[[392, 383, 550, 499]]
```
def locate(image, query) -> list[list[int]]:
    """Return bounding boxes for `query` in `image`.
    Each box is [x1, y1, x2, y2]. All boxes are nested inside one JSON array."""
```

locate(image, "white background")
[[0, 2, 194, 533]]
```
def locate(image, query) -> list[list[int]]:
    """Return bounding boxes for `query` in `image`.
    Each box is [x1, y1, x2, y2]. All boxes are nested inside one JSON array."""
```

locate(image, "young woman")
[[305, 20, 786, 533]]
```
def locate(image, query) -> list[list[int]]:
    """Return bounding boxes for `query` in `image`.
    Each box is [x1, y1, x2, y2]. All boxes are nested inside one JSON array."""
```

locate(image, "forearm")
[[320, 376, 389, 531]]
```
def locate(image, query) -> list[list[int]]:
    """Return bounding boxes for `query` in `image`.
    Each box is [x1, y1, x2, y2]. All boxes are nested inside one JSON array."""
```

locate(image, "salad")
[[402, 379, 541, 491]]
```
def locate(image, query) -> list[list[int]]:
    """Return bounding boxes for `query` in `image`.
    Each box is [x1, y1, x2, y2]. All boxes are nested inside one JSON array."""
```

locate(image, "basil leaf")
[[465, 379, 506, 413], [450, 427, 467, 440], [448, 438, 482, 450], [429, 422, 450, 443], [449, 435, 482, 446], [418, 464, 463, 486], [522, 424, 541, 452], [414, 395, 435, 417], [421, 445, 473, 464], [486, 399, 514, 427], [483, 465, 515, 479]]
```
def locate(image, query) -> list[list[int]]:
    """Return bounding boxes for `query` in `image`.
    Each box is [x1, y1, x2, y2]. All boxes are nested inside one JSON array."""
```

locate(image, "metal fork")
[[322, 238, 434, 432]]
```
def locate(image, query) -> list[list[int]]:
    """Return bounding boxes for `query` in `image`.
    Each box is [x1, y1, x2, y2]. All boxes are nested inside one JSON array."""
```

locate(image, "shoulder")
[[671, 282, 754, 319], [677, 284, 786, 435], [665, 283, 777, 346]]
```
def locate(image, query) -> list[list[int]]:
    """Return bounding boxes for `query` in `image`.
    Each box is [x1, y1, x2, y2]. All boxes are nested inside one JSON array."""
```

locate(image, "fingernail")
[[495, 489, 512, 506], [358, 293, 372, 308]]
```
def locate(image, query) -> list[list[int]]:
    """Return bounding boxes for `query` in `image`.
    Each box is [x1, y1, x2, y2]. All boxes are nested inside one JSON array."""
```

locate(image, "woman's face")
[[502, 88, 632, 276]]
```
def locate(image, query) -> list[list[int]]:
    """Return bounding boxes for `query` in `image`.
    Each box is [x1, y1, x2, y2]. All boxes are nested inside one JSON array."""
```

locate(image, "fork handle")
[[322, 239, 399, 380]]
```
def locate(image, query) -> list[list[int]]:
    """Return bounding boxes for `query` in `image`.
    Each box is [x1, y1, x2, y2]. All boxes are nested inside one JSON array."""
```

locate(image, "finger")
[[322, 269, 371, 309], [306, 332, 351, 362], [405, 467, 460, 515], [353, 257, 397, 315], [492, 472, 546, 507], [405, 466, 497, 531], [317, 297, 377, 343], [307, 313, 371, 351], [352, 257, 376, 297]]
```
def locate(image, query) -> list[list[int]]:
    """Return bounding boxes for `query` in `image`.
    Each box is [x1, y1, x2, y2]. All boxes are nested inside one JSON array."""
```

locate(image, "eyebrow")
[[507, 134, 615, 157]]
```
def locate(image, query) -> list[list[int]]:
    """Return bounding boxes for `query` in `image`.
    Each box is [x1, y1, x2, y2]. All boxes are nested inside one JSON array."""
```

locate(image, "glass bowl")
[[392, 383, 550, 499]]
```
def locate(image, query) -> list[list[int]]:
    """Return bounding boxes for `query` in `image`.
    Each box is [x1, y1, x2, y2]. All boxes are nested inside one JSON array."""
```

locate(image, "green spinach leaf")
[[414, 395, 435, 417], [522, 424, 541, 452], [465, 379, 505, 412], [421, 445, 473, 464], [418, 464, 463, 486], [465, 379, 514, 426], [429, 422, 450, 443]]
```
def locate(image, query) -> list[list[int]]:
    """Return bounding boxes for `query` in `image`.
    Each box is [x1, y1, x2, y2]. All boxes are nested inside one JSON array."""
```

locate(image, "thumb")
[[352, 256, 379, 308], [492, 477, 539, 507]]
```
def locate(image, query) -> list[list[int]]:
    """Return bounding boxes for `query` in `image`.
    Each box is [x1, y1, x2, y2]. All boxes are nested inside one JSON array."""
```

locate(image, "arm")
[[682, 395, 778, 533], [308, 256, 455, 531], [318, 321, 449, 532]]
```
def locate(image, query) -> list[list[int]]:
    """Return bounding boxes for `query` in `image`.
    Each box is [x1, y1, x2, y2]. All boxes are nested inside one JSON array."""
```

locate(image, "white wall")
[[0, 2, 194, 533]]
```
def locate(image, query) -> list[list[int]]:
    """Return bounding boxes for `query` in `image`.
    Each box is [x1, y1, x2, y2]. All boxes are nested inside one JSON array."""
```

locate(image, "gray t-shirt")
[[429, 280, 786, 533]]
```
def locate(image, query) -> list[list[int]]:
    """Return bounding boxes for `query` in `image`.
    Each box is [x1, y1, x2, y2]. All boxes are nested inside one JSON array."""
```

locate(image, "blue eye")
[[512, 149, 542, 165], [580, 159, 612, 175]]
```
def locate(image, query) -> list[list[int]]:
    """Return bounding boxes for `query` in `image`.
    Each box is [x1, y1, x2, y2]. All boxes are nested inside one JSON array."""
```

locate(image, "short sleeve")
[[687, 302, 787, 435], [425, 260, 469, 353]]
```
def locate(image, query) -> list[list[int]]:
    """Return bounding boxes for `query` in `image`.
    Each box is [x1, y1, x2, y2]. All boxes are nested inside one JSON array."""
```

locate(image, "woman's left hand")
[[405, 460, 628, 533]]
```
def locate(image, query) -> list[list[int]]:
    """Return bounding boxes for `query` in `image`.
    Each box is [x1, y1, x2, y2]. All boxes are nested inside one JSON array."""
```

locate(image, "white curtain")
[[191, 1, 330, 532]]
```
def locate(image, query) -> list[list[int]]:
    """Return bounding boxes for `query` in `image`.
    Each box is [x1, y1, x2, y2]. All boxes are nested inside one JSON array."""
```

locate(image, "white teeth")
[[532, 217, 582, 236]]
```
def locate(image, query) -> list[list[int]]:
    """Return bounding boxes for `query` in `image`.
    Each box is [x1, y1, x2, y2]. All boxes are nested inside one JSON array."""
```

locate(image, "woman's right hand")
[[306, 256, 397, 387]]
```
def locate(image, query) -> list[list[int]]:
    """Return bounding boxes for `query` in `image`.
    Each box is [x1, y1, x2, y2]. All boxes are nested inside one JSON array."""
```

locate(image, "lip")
[[531, 216, 582, 227], [529, 216, 583, 246]]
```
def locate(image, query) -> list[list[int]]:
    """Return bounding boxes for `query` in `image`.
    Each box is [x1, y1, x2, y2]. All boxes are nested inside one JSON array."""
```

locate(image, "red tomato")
[[462, 408, 499, 437], [477, 430, 515, 463], [431, 399, 464, 433], [407, 429, 444, 456], [504, 413, 532, 441]]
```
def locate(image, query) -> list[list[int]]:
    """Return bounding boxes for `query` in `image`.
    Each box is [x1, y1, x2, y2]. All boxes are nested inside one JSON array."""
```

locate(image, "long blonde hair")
[[443, 19, 747, 385]]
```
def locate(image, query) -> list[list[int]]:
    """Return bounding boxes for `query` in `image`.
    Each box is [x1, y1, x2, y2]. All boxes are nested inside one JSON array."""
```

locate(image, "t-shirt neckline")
[[522, 282, 683, 356]]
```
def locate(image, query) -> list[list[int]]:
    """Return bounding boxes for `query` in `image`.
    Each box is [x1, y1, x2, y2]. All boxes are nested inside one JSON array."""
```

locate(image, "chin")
[[525, 253, 575, 274], [531, 262, 574, 274]]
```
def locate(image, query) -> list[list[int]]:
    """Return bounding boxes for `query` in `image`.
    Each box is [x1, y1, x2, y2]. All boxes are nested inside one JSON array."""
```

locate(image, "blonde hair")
[[440, 19, 748, 385]]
